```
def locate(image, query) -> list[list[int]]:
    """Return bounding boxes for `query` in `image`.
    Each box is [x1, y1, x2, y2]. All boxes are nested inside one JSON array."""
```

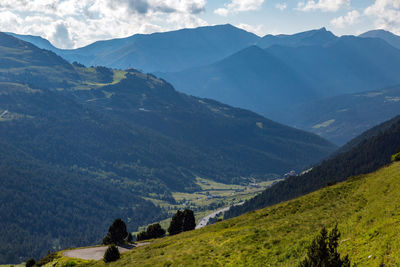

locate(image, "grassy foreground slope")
[[56, 162, 400, 266]]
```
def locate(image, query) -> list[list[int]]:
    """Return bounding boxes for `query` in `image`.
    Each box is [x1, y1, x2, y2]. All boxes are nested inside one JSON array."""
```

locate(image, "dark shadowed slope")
[[225, 115, 400, 219], [0, 140, 162, 264]]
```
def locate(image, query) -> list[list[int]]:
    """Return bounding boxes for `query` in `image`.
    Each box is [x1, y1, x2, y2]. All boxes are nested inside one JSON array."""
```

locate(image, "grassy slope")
[[61, 161, 400, 266]]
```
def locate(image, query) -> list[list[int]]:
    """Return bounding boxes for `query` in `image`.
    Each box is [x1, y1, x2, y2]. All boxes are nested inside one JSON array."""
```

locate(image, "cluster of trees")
[[136, 223, 166, 241], [136, 209, 197, 242], [299, 225, 350, 267], [101, 210, 196, 263], [168, 210, 196, 235], [225, 115, 400, 219]]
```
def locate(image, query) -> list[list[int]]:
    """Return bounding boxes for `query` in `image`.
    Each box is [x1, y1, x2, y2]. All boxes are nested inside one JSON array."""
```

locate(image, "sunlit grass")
[[57, 162, 400, 266]]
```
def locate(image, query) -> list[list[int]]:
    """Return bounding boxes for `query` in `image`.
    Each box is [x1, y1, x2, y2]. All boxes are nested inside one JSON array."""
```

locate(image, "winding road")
[[196, 202, 244, 229], [62, 243, 149, 260]]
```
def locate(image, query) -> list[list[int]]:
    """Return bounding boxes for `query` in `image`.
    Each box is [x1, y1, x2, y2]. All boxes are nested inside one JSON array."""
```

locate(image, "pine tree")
[[103, 245, 120, 263], [182, 209, 196, 232], [299, 225, 350, 267], [102, 218, 128, 245], [168, 210, 184, 235]]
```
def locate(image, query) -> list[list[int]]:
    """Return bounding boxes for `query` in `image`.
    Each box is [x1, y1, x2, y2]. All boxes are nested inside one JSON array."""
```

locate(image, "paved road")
[[62, 243, 149, 260], [196, 202, 244, 229]]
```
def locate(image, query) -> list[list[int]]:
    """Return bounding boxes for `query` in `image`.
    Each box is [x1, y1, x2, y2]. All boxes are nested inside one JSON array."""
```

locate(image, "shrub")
[[136, 223, 166, 241], [103, 245, 120, 263], [392, 152, 400, 162], [35, 252, 60, 266], [25, 258, 36, 267]]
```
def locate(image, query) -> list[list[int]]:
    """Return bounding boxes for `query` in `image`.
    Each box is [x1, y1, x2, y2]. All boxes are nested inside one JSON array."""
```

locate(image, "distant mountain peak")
[[359, 29, 400, 49], [257, 27, 336, 49]]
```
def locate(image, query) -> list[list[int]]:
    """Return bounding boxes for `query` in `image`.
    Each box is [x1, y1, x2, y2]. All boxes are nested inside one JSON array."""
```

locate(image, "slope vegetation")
[[54, 161, 400, 266], [226, 115, 400, 219]]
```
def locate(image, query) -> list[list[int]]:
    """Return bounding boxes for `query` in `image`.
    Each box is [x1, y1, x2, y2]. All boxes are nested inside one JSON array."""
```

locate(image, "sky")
[[0, 0, 398, 49]]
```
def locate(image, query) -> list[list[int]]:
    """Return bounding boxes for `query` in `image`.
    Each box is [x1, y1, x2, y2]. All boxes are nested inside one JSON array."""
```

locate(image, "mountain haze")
[[8, 24, 260, 72], [360, 29, 400, 49], [256, 27, 337, 48], [275, 85, 400, 145], [161, 34, 400, 119]]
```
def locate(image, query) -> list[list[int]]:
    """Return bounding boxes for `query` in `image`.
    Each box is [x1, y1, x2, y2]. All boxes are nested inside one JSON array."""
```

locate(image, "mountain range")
[[360, 29, 400, 49], [9, 24, 260, 73], [9, 25, 400, 146], [0, 32, 336, 264], [161, 31, 400, 120]]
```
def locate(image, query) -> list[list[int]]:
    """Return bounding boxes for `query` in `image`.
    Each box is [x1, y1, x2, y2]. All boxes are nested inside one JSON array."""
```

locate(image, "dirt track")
[[62, 243, 149, 260]]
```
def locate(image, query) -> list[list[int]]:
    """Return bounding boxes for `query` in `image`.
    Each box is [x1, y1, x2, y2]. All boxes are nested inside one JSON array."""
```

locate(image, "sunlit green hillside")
[[53, 161, 400, 266]]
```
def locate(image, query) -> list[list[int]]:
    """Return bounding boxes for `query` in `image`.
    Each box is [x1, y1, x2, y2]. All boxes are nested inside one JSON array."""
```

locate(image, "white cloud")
[[235, 23, 264, 35], [330, 10, 360, 28], [275, 3, 288, 10], [297, 0, 350, 12], [0, 0, 208, 48], [214, 0, 264, 16], [364, 0, 400, 35]]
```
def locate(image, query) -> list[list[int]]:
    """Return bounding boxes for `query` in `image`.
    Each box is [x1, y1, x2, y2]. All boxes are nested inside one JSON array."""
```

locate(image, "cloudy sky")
[[0, 0, 398, 49]]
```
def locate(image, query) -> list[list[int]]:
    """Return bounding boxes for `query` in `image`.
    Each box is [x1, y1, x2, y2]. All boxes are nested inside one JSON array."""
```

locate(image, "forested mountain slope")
[[0, 140, 162, 264], [225, 115, 400, 219]]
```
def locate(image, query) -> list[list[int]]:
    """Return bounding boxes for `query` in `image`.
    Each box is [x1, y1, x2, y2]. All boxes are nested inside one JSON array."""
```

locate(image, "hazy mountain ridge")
[[360, 29, 400, 50], [256, 27, 337, 48], [8, 24, 260, 72], [161, 33, 400, 123], [275, 85, 400, 145]]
